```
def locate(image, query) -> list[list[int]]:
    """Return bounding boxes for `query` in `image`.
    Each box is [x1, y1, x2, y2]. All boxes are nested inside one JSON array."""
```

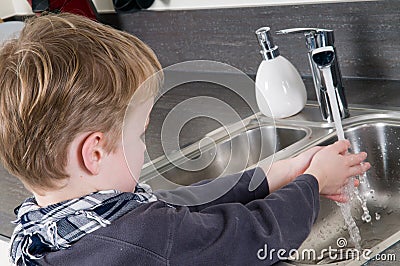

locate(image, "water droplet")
[[362, 213, 372, 223], [375, 212, 381, 220]]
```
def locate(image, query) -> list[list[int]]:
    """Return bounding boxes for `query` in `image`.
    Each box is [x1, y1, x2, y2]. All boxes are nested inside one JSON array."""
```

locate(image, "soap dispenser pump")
[[254, 27, 307, 118]]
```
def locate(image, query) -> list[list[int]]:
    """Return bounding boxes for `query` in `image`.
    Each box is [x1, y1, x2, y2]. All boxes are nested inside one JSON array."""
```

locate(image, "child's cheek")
[[124, 138, 145, 182]]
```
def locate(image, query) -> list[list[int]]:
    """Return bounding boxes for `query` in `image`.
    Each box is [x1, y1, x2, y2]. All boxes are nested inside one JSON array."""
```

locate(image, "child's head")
[[0, 13, 161, 195]]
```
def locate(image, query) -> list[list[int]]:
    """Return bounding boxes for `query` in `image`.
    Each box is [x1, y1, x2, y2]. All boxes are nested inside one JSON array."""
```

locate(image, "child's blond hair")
[[0, 13, 161, 190]]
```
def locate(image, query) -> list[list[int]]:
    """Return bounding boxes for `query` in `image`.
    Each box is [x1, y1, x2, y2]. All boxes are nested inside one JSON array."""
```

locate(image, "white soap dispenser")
[[255, 27, 307, 119]]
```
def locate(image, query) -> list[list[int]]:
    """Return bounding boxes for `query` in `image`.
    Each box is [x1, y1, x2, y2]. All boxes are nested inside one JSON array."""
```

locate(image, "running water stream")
[[322, 68, 370, 250]]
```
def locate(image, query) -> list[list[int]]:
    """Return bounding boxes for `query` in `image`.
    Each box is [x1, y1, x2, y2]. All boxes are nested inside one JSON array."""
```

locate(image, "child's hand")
[[287, 146, 324, 180], [321, 178, 360, 202], [304, 140, 371, 196], [262, 146, 322, 193]]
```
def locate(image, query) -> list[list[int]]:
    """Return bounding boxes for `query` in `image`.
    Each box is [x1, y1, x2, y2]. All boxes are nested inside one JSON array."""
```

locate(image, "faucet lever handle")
[[276, 28, 332, 35], [276, 28, 335, 51]]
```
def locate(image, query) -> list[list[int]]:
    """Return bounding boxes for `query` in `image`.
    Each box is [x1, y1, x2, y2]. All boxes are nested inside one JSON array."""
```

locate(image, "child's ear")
[[81, 132, 105, 175]]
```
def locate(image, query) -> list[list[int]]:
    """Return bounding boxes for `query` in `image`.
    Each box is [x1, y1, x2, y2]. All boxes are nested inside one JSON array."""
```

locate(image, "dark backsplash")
[[99, 0, 400, 81]]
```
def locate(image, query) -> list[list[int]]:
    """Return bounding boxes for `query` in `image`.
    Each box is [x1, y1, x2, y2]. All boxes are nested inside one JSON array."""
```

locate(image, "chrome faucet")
[[276, 28, 349, 122]]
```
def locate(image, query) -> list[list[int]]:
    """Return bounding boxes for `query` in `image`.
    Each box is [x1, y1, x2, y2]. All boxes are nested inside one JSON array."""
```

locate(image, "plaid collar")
[[10, 184, 157, 266]]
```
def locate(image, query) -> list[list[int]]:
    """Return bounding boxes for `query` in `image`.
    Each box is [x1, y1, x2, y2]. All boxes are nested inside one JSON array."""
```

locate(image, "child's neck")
[[32, 178, 98, 207]]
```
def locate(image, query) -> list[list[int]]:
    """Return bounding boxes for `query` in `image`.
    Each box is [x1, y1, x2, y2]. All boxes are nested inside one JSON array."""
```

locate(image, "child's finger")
[[295, 146, 323, 162], [322, 193, 348, 203], [344, 152, 367, 167], [328, 140, 351, 154], [341, 176, 361, 188], [306, 146, 324, 155], [348, 162, 371, 177], [334, 177, 361, 195], [325, 178, 361, 202], [334, 185, 345, 195]]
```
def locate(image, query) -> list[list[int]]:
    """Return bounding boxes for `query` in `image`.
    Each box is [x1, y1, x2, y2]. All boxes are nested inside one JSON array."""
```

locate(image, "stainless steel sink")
[[292, 117, 400, 265], [139, 105, 400, 265], [143, 124, 308, 190]]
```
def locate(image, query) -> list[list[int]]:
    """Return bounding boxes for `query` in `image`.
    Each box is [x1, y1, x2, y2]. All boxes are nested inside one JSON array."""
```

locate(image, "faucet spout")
[[277, 28, 349, 122], [312, 47, 346, 140]]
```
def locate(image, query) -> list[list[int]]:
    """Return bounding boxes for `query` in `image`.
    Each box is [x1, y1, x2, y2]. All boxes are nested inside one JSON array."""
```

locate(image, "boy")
[[0, 13, 370, 265]]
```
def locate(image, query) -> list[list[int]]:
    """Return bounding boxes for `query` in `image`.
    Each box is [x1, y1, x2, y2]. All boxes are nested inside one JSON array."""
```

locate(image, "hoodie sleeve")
[[167, 174, 320, 266], [154, 167, 269, 209]]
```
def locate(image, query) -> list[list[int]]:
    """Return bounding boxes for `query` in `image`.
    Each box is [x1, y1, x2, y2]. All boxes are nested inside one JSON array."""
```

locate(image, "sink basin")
[[293, 119, 400, 264], [144, 124, 308, 190]]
